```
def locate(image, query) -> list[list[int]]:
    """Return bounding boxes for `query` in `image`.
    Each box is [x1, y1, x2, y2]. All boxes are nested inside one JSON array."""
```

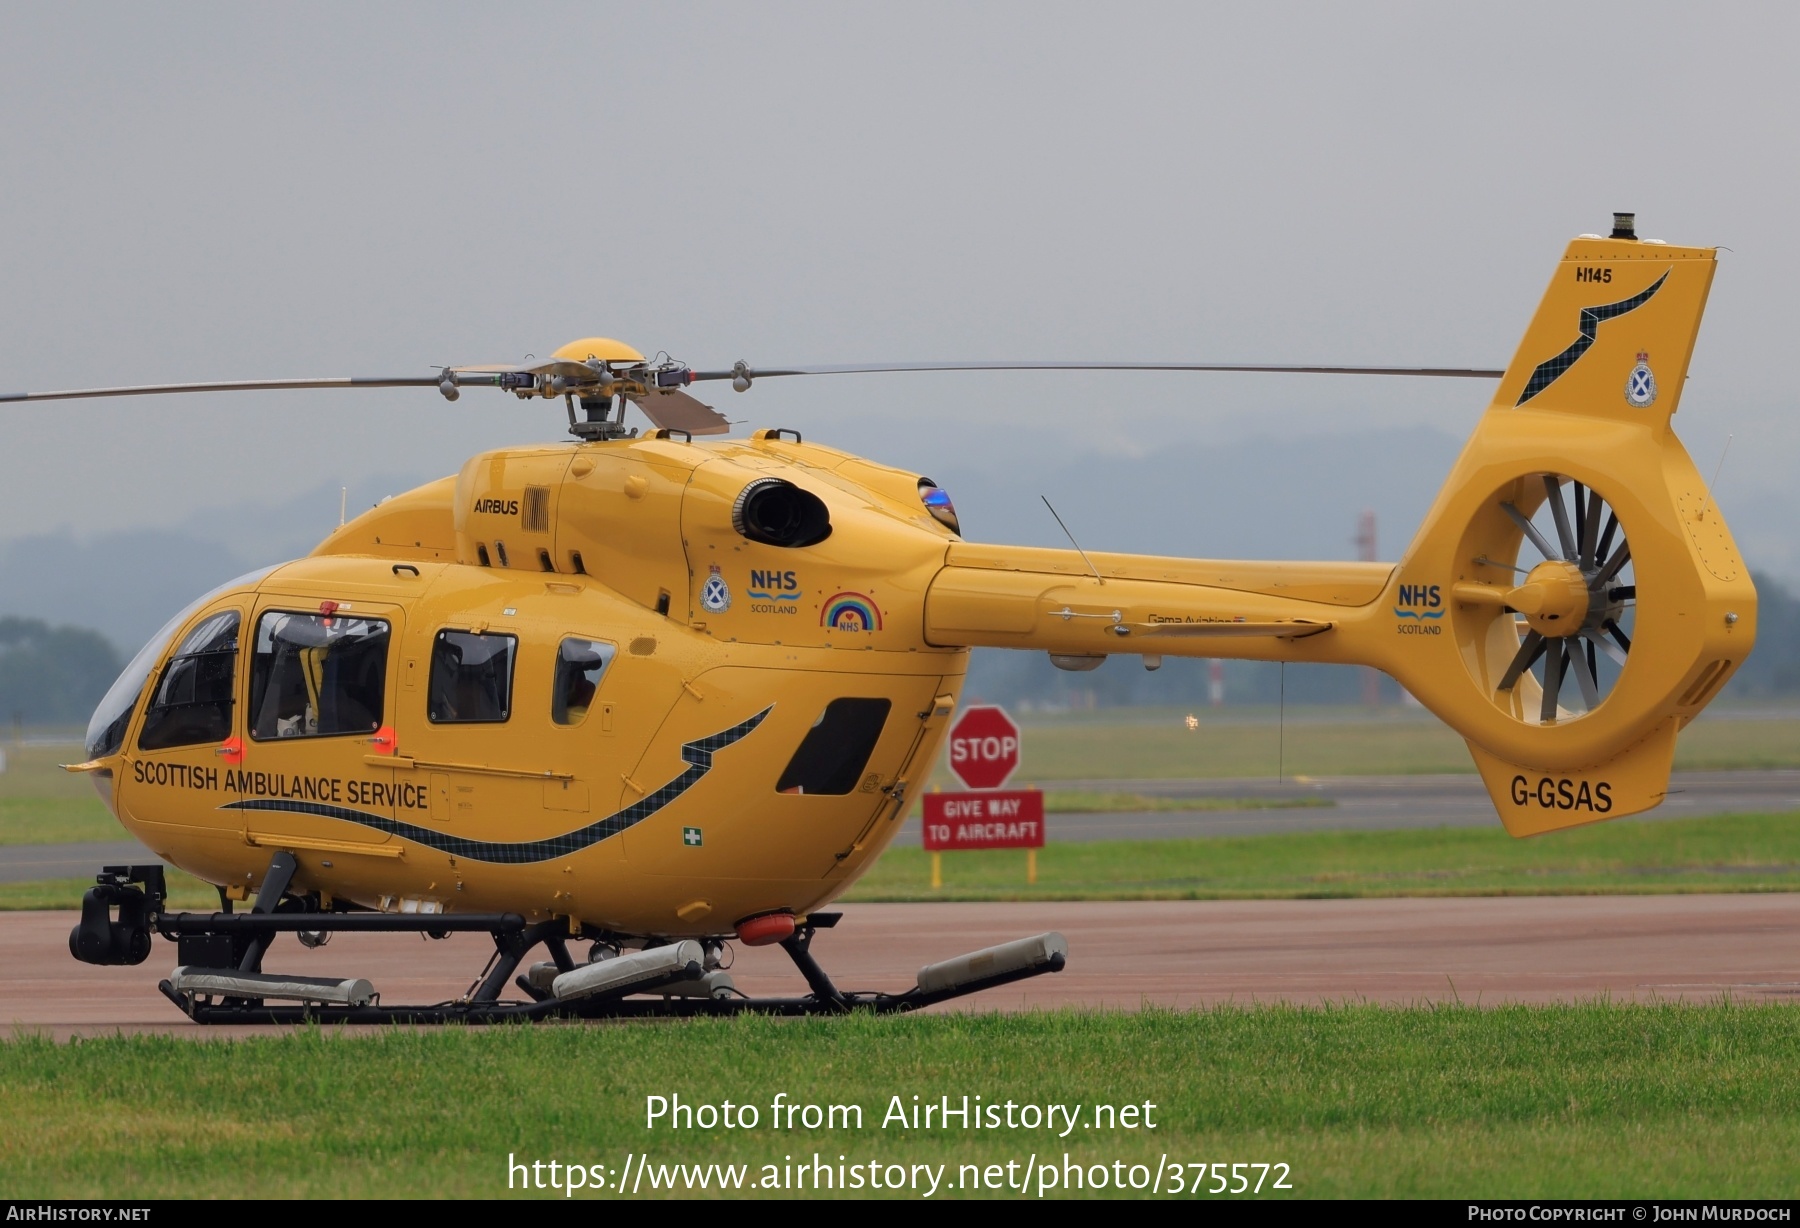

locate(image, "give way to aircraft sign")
[[928, 704, 1043, 852]]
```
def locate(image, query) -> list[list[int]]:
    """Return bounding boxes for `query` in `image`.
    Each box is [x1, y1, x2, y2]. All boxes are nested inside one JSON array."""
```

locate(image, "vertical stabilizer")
[[1498, 218, 1715, 429]]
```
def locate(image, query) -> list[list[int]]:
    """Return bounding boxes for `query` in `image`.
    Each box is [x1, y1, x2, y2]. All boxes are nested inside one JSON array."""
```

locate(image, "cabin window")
[[137, 610, 241, 751], [775, 698, 891, 795], [248, 612, 390, 740], [428, 630, 517, 723], [551, 638, 615, 726]]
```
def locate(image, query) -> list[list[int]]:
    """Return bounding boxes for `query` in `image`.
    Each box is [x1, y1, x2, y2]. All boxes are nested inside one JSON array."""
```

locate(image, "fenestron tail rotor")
[[1472, 474, 1636, 725]]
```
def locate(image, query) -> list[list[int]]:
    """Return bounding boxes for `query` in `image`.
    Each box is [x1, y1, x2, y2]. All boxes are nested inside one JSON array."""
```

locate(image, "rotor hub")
[[1513, 560, 1591, 638]]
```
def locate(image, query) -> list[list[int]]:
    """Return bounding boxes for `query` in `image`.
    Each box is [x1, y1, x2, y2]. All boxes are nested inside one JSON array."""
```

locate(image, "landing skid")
[[75, 858, 1067, 1024]]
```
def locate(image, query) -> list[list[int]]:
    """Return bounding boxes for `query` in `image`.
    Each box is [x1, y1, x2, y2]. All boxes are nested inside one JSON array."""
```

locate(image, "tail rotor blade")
[[1604, 618, 1632, 654], [1541, 644, 1567, 723], [1498, 629, 1547, 692], [1544, 476, 1578, 560], [1571, 640, 1601, 709], [1577, 485, 1602, 570], [1595, 510, 1621, 565], [1595, 541, 1632, 588], [1502, 502, 1561, 564], [1585, 628, 1628, 668]]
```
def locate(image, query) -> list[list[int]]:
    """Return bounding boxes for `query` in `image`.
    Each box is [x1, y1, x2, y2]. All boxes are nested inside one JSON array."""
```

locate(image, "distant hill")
[[0, 616, 121, 727], [923, 426, 1467, 561], [0, 474, 433, 654], [0, 431, 1792, 724]]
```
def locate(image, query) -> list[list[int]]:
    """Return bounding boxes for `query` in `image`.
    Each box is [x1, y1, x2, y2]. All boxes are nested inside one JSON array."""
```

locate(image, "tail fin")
[[1500, 227, 1714, 425], [1389, 227, 1755, 835]]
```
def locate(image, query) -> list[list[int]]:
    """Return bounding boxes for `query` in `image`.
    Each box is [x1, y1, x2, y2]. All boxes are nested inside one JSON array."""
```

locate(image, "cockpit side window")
[[85, 566, 277, 760], [248, 611, 390, 740], [136, 610, 241, 751], [551, 638, 615, 726], [428, 630, 516, 723]]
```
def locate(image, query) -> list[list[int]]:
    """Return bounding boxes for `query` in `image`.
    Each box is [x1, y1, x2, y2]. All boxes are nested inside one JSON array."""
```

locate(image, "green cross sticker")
[[682, 827, 703, 847]]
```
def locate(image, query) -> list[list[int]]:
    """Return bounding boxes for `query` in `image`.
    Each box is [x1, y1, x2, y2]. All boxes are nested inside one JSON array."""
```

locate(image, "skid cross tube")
[[158, 911, 530, 935], [236, 851, 298, 973], [780, 924, 850, 1012]]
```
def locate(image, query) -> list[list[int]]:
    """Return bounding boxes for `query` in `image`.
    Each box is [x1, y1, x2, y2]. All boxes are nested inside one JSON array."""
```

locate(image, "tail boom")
[[926, 229, 1755, 835]]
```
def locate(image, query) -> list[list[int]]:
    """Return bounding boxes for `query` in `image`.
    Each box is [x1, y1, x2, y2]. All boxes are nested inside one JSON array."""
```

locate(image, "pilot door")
[[116, 599, 250, 840], [233, 600, 407, 856]]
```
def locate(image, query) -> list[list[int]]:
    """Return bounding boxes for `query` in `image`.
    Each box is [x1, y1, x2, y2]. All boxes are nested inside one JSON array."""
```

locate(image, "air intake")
[[732, 478, 832, 548]]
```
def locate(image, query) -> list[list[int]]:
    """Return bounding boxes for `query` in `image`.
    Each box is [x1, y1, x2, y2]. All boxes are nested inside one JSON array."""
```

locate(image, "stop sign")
[[946, 704, 1021, 790]]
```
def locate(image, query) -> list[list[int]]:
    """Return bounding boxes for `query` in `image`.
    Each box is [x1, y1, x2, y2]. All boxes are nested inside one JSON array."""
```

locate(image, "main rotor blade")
[[0, 377, 444, 404], [625, 389, 731, 435], [7, 358, 1506, 405], [693, 360, 1505, 382]]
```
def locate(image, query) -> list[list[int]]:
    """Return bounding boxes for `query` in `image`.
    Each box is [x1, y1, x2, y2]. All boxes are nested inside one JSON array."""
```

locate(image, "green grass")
[[9, 813, 1800, 912], [4, 1005, 1800, 1198], [0, 869, 218, 912], [0, 796, 122, 845], [847, 812, 1800, 901], [1007, 710, 1800, 781], [2, 712, 1796, 845], [0, 742, 120, 844], [1039, 791, 1330, 813]]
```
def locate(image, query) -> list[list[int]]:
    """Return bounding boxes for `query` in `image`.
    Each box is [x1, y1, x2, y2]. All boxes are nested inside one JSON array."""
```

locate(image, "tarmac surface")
[[12, 770, 1799, 882], [9, 894, 1800, 1038]]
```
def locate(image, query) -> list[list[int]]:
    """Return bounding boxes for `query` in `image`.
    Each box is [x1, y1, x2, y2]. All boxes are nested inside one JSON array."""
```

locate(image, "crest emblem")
[[700, 564, 731, 613], [1625, 351, 1657, 408]]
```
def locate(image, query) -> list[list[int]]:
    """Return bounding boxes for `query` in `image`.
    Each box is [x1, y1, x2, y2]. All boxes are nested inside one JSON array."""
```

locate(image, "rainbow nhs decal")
[[821, 592, 882, 632]]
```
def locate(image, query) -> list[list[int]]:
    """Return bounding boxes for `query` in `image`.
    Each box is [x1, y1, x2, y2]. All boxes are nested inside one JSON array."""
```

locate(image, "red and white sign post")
[[924, 704, 1044, 887]]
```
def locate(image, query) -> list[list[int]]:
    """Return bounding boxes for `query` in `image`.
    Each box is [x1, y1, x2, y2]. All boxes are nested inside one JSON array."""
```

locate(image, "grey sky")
[[1, 3, 1794, 575]]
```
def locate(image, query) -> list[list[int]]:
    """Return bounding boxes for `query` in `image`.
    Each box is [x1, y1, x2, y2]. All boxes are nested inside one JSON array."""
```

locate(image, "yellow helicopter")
[[14, 215, 1755, 1022]]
